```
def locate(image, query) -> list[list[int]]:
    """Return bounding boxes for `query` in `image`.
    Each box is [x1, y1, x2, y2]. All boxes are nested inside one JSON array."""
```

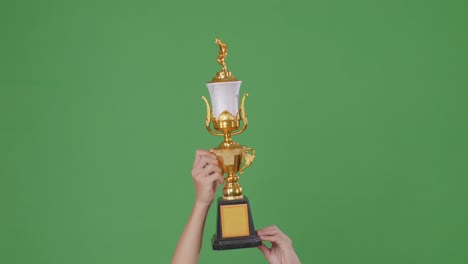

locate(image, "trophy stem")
[[224, 131, 232, 143], [218, 131, 234, 148], [223, 172, 243, 200]]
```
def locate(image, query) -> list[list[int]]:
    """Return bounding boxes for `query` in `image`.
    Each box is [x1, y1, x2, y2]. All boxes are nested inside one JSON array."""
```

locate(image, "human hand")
[[191, 150, 224, 206], [257, 225, 301, 264]]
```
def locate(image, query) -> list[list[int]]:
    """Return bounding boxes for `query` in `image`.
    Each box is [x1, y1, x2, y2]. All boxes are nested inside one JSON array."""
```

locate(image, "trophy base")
[[212, 234, 262, 250], [212, 196, 262, 250]]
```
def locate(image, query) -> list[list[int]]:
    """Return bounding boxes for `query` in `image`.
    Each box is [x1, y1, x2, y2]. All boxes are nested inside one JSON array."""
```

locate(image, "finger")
[[193, 150, 211, 167], [199, 155, 219, 167], [259, 225, 280, 231], [193, 167, 220, 182], [207, 172, 223, 184], [194, 156, 219, 174], [202, 164, 221, 176], [218, 174, 224, 184], [193, 168, 221, 184], [260, 233, 292, 246], [258, 234, 282, 244], [257, 226, 281, 236], [257, 230, 280, 237], [194, 150, 216, 168], [208, 174, 223, 193], [257, 243, 270, 258]]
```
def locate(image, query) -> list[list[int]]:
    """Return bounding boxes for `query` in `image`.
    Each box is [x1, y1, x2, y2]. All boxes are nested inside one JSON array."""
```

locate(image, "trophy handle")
[[239, 147, 255, 175], [231, 93, 248, 136], [202, 96, 224, 137]]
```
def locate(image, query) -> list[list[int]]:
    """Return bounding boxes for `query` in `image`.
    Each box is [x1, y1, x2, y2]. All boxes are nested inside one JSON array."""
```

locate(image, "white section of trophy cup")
[[206, 81, 242, 118]]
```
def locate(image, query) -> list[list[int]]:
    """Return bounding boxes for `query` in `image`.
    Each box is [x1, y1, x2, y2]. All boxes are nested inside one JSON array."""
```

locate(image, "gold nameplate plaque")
[[220, 204, 250, 238]]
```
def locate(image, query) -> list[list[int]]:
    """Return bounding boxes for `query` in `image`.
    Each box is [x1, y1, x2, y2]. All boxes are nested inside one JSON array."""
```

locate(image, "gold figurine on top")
[[212, 38, 237, 82]]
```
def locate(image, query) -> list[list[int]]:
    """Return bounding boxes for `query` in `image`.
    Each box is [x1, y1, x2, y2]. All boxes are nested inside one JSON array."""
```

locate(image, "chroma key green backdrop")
[[1, 0, 467, 263]]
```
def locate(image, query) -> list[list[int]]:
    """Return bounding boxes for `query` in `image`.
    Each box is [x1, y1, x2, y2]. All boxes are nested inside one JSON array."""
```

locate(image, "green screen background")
[[1, 0, 467, 263]]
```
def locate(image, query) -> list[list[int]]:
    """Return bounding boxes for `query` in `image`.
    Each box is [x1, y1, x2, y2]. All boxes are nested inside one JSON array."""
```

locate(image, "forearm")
[[171, 202, 210, 264]]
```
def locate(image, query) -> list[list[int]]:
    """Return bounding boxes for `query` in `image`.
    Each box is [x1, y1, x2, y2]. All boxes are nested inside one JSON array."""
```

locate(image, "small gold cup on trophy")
[[202, 38, 261, 250]]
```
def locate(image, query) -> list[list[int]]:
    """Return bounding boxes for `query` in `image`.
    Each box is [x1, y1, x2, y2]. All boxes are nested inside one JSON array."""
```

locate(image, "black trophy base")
[[212, 233, 262, 250], [212, 196, 262, 250]]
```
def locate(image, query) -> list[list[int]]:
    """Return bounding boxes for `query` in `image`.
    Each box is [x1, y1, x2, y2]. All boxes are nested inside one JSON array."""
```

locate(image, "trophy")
[[202, 38, 262, 250]]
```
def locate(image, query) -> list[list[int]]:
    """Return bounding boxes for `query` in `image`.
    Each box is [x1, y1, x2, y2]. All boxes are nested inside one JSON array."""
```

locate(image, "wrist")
[[194, 200, 212, 210], [283, 248, 300, 264]]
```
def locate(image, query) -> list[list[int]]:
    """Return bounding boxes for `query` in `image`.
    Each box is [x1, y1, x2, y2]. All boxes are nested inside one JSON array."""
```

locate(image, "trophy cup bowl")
[[212, 146, 256, 199], [201, 39, 261, 250]]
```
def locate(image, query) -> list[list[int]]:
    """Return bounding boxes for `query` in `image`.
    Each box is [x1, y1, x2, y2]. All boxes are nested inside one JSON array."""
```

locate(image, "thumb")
[[257, 243, 270, 258], [218, 175, 224, 184]]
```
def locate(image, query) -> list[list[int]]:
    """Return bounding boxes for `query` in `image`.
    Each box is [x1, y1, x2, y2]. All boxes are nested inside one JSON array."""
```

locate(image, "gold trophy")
[[202, 38, 262, 250]]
